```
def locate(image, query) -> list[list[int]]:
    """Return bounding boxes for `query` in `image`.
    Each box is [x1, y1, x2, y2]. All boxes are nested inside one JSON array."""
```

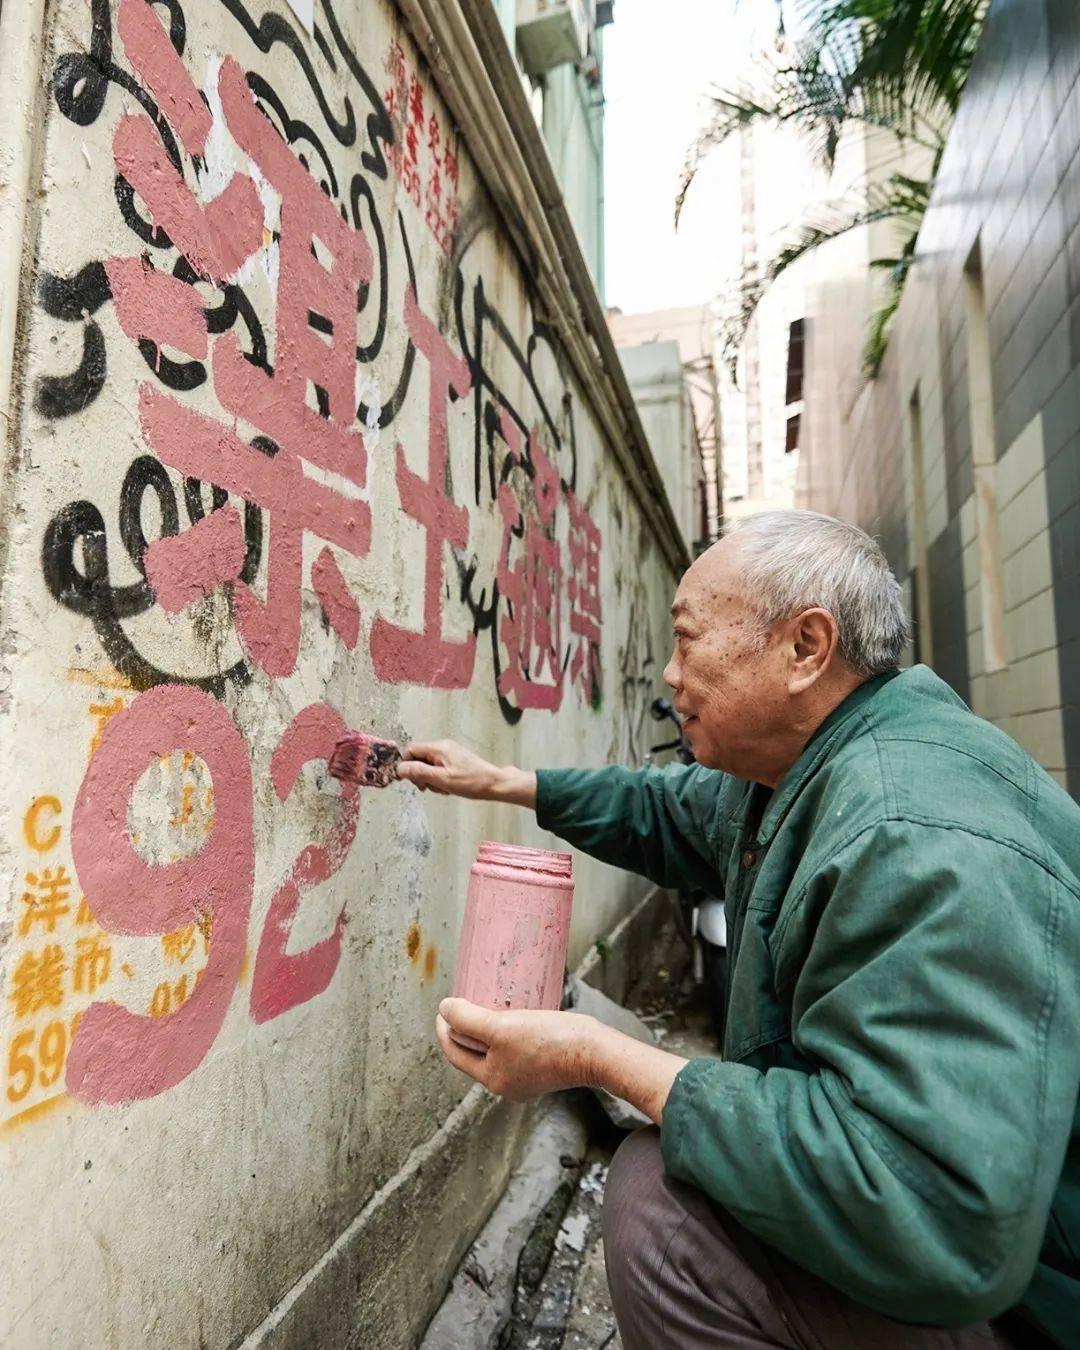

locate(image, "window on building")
[[784, 318, 805, 454], [908, 387, 933, 666], [964, 238, 1008, 673], [785, 319, 805, 404]]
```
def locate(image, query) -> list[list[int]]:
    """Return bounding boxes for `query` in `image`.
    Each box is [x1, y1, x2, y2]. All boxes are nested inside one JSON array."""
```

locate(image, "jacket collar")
[[756, 668, 900, 844]]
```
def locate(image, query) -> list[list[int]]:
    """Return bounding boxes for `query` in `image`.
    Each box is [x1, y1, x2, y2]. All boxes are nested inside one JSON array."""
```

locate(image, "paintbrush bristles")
[[329, 732, 402, 787]]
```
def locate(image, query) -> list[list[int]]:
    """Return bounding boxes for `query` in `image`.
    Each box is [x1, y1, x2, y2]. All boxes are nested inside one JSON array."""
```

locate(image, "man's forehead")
[[672, 541, 747, 615]]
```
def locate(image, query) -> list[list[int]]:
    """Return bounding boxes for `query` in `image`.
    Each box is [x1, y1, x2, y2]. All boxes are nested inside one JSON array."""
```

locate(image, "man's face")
[[662, 539, 790, 776]]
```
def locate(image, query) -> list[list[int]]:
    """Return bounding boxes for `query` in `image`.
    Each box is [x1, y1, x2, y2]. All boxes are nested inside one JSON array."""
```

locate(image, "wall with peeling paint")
[[0, 1, 684, 1346]]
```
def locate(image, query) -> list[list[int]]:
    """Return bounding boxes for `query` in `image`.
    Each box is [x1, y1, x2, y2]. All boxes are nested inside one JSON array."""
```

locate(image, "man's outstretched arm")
[[396, 738, 728, 895], [396, 739, 537, 806]]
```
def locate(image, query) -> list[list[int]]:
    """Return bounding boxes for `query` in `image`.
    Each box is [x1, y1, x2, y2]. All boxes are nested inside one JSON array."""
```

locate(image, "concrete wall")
[[616, 340, 702, 555], [0, 1, 685, 1345], [541, 42, 606, 299], [707, 104, 849, 523], [608, 304, 720, 544], [796, 0, 1080, 795]]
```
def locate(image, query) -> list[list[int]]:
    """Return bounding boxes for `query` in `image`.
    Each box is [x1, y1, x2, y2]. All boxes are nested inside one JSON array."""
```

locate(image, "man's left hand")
[[435, 997, 691, 1124], [435, 998, 599, 1101]]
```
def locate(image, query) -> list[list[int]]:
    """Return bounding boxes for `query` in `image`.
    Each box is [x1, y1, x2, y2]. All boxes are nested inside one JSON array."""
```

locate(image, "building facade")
[[608, 303, 720, 552], [797, 0, 1080, 796], [0, 1, 682, 1345], [495, 0, 611, 294], [710, 112, 838, 525]]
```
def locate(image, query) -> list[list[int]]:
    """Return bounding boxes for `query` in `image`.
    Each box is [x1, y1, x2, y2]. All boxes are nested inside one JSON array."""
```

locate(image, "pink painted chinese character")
[[387, 40, 407, 88], [567, 491, 603, 701], [494, 416, 564, 713], [111, 0, 263, 286], [444, 143, 459, 189], [427, 112, 442, 165], [498, 512, 564, 712], [408, 75, 425, 128], [126, 52, 373, 677], [370, 287, 476, 688]]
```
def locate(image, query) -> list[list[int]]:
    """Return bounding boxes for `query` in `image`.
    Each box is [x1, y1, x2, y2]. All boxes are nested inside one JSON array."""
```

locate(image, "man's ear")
[[788, 608, 838, 693]]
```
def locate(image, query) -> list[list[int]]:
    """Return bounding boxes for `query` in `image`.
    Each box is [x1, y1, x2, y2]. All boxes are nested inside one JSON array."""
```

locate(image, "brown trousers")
[[602, 1128, 1019, 1350]]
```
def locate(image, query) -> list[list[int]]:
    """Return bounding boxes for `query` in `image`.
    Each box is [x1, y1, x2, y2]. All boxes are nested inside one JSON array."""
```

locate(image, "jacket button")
[[742, 849, 757, 869]]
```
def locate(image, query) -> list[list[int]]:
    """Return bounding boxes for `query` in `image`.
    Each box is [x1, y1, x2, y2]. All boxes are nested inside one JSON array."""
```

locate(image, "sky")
[[602, 0, 778, 315]]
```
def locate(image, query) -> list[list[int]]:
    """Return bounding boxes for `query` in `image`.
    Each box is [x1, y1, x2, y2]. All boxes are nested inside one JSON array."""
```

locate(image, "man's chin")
[[685, 724, 722, 770]]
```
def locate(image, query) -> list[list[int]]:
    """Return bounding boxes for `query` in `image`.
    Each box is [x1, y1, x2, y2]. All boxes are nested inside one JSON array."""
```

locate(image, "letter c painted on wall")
[[23, 795, 62, 853]]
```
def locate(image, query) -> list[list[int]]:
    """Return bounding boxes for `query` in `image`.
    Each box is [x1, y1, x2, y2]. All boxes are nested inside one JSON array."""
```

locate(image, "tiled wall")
[[799, 0, 1080, 795]]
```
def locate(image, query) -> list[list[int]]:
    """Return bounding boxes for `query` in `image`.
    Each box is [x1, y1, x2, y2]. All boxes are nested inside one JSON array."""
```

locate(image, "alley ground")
[[438, 918, 721, 1350]]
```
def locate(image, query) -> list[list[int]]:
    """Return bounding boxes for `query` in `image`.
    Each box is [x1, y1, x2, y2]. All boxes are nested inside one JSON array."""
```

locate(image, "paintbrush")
[[328, 731, 403, 787]]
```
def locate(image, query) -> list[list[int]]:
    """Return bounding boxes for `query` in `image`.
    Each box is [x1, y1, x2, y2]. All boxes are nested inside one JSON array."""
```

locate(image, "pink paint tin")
[[453, 842, 574, 1016]]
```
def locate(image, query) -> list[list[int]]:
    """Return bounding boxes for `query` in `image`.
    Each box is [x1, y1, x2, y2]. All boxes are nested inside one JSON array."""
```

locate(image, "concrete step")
[[419, 1095, 590, 1350], [420, 920, 719, 1350]]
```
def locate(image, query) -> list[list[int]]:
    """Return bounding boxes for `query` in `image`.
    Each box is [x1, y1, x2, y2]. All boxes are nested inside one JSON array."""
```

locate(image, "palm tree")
[[681, 0, 989, 377]]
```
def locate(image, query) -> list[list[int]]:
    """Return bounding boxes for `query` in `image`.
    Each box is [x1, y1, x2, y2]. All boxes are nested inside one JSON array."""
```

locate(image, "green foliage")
[[863, 224, 919, 376], [684, 0, 988, 378], [812, 0, 989, 115], [717, 175, 930, 381]]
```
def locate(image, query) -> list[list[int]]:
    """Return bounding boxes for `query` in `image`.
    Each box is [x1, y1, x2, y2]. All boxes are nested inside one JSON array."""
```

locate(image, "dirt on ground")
[[505, 920, 721, 1350]]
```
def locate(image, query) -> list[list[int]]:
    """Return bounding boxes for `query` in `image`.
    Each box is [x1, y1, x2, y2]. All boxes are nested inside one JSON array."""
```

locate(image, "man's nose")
[[662, 652, 680, 689]]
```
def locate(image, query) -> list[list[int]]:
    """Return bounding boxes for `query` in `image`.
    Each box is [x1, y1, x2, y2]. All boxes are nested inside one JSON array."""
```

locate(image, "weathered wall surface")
[[618, 341, 699, 554], [797, 0, 1080, 795], [608, 305, 718, 543], [0, 1, 684, 1345]]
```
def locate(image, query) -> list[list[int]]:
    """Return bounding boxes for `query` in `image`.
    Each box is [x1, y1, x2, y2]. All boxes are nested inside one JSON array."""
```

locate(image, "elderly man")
[[398, 510, 1079, 1349]]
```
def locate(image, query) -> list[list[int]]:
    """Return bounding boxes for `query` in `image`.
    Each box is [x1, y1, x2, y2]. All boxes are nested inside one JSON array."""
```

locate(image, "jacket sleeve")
[[660, 819, 1080, 1326], [535, 763, 730, 895]]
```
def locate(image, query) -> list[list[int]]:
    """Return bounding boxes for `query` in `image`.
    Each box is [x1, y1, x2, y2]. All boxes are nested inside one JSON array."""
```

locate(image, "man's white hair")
[[725, 509, 911, 676]]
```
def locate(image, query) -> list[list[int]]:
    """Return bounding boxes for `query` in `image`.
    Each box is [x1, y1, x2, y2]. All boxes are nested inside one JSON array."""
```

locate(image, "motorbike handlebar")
[[648, 737, 684, 754]]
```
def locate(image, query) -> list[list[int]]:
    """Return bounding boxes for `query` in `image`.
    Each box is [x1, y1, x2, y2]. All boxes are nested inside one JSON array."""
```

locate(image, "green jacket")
[[536, 667, 1079, 1343]]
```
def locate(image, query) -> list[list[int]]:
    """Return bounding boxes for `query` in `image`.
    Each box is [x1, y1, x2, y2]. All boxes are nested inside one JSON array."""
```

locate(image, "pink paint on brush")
[[328, 731, 401, 787], [453, 843, 574, 1022]]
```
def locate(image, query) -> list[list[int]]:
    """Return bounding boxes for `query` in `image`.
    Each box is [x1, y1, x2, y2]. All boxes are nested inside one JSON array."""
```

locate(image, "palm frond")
[[864, 224, 919, 374], [676, 74, 848, 225], [686, 0, 988, 380], [677, 1, 974, 225], [818, 0, 990, 114], [716, 175, 928, 381]]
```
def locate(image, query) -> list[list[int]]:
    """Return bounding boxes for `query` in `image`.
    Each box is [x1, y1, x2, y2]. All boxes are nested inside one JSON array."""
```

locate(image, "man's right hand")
[[397, 739, 538, 808]]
